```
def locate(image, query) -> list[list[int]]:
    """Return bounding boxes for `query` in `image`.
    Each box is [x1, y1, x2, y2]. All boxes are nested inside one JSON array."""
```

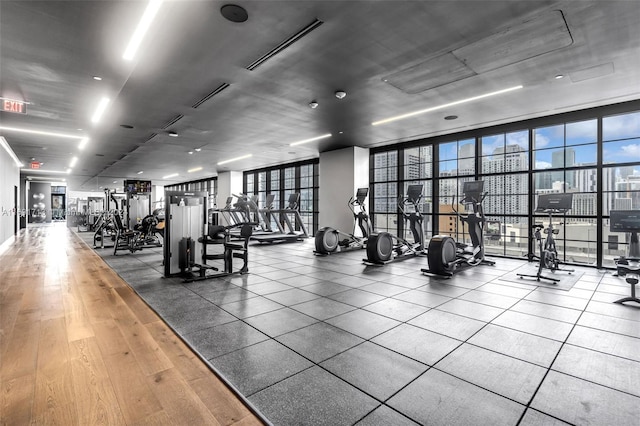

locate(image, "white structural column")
[[216, 171, 243, 225], [319, 146, 369, 237]]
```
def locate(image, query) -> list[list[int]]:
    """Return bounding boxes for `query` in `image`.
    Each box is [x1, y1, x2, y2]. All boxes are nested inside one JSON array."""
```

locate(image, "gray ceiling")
[[1, 1, 639, 191]]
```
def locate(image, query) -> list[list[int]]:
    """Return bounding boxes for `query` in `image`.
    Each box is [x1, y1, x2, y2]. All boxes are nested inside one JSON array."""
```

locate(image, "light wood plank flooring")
[[0, 224, 264, 425]]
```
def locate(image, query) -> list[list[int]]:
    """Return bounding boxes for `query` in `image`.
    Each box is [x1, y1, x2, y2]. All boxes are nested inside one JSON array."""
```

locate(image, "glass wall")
[[370, 103, 640, 268], [165, 177, 217, 210]]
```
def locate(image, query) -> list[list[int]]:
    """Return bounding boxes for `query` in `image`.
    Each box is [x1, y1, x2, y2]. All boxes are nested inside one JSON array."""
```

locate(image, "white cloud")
[[621, 144, 640, 157], [534, 134, 550, 149], [604, 112, 640, 139], [535, 161, 552, 169]]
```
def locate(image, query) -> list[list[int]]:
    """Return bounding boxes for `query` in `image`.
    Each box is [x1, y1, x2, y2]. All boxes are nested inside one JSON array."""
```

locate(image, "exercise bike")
[[315, 188, 371, 255], [423, 180, 495, 277], [610, 210, 640, 305], [364, 184, 426, 265], [517, 193, 574, 283]]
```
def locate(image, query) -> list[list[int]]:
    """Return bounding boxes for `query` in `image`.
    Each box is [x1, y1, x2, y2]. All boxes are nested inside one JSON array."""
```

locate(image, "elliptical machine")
[[609, 210, 640, 305], [517, 193, 574, 283], [365, 184, 426, 264], [423, 180, 495, 277], [315, 188, 371, 255]]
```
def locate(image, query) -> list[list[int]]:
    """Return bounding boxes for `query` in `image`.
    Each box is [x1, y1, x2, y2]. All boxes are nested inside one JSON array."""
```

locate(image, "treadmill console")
[[536, 193, 573, 213]]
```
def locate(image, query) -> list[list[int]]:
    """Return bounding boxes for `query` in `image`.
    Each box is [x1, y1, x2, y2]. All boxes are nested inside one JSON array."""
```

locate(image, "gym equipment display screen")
[[536, 193, 573, 211], [610, 210, 640, 232], [462, 180, 484, 201], [124, 179, 152, 194], [406, 185, 423, 203]]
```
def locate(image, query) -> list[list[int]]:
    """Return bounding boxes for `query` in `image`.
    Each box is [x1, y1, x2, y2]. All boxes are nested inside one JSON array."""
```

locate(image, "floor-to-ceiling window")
[[370, 100, 640, 268], [243, 159, 319, 234]]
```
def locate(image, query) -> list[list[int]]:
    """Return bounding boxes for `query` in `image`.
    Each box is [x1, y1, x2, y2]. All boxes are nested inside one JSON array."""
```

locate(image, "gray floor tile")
[[519, 409, 572, 425], [458, 289, 520, 309], [476, 282, 534, 298], [244, 280, 293, 295], [510, 299, 582, 324], [198, 286, 257, 305], [164, 304, 237, 335], [436, 299, 505, 322], [437, 343, 547, 404], [213, 339, 313, 396], [524, 291, 589, 311], [326, 288, 386, 307], [184, 320, 269, 359], [493, 311, 574, 342], [552, 344, 640, 397], [377, 275, 430, 289], [586, 300, 640, 322], [263, 288, 321, 305], [244, 307, 318, 337], [249, 366, 379, 426], [291, 297, 355, 320], [358, 282, 410, 297], [325, 309, 401, 340], [468, 324, 562, 367], [219, 296, 284, 319], [372, 323, 461, 365], [577, 311, 640, 339], [301, 281, 353, 296], [567, 325, 640, 362], [418, 282, 470, 297], [392, 289, 451, 307], [363, 298, 429, 322], [355, 405, 419, 426], [276, 322, 364, 363], [278, 274, 325, 287], [330, 275, 379, 288], [531, 371, 640, 425], [321, 341, 427, 401], [409, 309, 486, 341], [387, 369, 525, 425]]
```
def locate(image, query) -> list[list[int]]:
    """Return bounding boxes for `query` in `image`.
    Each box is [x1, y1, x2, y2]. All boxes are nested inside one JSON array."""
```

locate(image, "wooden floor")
[[0, 224, 264, 426]]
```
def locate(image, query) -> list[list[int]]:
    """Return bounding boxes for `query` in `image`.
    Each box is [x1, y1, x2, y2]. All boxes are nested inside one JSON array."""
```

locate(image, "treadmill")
[[250, 193, 307, 244]]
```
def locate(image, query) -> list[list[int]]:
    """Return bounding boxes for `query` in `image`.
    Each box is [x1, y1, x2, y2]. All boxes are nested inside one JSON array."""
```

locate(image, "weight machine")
[[610, 210, 640, 305], [518, 193, 574, 283]]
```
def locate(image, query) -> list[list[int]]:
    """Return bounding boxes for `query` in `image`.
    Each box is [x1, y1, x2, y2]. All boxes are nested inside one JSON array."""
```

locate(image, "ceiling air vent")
[[161, 114, 184, 130], [192, 83, 230, 109], [246, 19, 323, 71]]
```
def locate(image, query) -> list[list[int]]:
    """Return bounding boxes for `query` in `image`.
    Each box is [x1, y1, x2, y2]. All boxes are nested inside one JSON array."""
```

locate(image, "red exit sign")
[[2, 99, 27, 114], [30, 161, 40, 169]]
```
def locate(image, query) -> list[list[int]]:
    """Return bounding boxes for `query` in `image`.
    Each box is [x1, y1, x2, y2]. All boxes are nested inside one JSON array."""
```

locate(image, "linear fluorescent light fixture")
[[217, 154, 252, 165], [163, 173, 179, 179], [123, 0, 163, 61], [188, 167, 203, 173], [0, 126, 85, 139], [78, 137, 89, 150], [0, 136, 23, 167], [20, 168, 69, 174], [372, 85, 524, 126], [91, 97, 111, 123], [69, 156, 78, 168], [289, 133, 332, 146]]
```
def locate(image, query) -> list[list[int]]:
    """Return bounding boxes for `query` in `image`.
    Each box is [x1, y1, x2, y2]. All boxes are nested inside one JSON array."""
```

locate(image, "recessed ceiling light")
[[335, 90, 347, 99], [93, 76, 102, 81], [444, 115, 458, 120], [309, 101, 318, 109], [120, 124, 134, 129], [137, 170, 144, 174], [220, 4, 248, 23], [91, 97, 110, 123], [188, 151, 193, 155], [113, 181, 117, 184], [194, 148, 202, 152], [555, 74, 564, 79], [372, 85, 523, 126], [168, 131, 178, 137], [217, 154, 252, 165], [123, 0, 163, 61], [163, 173, 179, 179], [188, 166, 203, 173], [289, 133, 332, 146]]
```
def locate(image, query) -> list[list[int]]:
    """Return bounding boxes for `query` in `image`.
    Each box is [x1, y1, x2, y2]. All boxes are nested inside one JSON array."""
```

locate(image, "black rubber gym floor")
[[75, 231, 640, 426]]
